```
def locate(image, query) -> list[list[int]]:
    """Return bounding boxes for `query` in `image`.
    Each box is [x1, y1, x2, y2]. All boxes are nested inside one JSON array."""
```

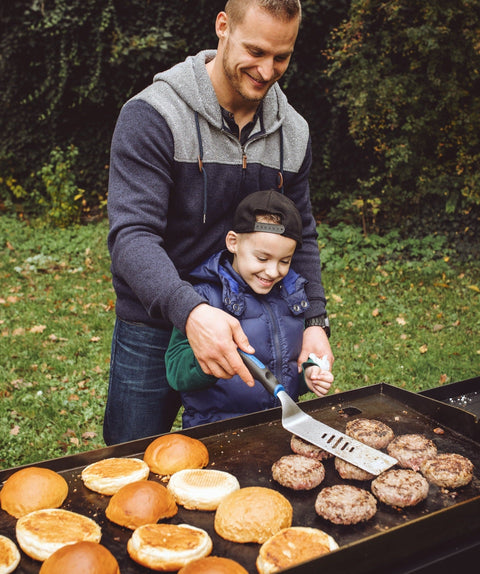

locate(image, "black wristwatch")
[[305, 314, 330, 338]]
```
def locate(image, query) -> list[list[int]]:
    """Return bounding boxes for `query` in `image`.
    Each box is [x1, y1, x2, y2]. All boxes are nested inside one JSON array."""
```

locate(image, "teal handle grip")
[[238, 350, 284, 396]]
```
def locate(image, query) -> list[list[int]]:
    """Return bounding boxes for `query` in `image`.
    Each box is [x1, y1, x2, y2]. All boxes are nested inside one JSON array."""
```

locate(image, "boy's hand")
[[305, 365, 333, 397]]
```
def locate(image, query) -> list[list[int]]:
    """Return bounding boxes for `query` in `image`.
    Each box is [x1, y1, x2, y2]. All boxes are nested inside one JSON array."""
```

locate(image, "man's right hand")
[[185, 304, 255, 386]]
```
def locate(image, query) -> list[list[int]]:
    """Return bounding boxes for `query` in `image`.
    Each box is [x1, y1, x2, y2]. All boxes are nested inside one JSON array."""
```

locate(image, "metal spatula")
[[240, 351, 397, 475]]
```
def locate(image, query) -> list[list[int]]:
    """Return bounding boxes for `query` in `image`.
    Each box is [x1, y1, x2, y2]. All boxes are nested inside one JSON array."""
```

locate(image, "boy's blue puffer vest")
[[181, 250, 310, 428]]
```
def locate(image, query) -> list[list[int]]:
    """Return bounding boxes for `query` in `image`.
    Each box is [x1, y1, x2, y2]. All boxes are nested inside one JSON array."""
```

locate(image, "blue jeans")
[[103, 318, 182, 445]]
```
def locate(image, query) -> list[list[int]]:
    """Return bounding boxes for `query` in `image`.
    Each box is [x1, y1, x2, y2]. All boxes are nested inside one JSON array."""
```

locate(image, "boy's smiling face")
[[225, 230, 297, 294]]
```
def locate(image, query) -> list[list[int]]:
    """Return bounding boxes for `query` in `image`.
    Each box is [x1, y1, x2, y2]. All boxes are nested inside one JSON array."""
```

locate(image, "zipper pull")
[[242, 150, 247, 169]]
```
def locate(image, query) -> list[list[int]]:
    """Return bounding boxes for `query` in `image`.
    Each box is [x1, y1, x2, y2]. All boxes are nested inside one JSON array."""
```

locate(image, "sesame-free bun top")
[[0, 535, 21, 574], [106, 480, 178, 529], [81, 457, 150, 495], [178, 556, 249, 574], [0, 466, 68, 518], [256, 527, 339, 574], [143, 434, 209, 477], [15, 508, 102, 562], [214, 487, 292, 544], [167, 468, 240, 511], [39, 542, 120, 574]]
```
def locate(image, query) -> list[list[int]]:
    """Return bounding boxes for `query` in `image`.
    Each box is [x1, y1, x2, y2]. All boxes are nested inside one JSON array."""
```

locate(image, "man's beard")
[[222, 44, 271, 103]]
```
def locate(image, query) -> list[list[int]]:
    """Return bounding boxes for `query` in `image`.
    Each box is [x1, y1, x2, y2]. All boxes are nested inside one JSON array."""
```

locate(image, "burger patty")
[[371, 469, 429, 507], [334, 457, 375, 481], [314, 485, 377, 525], [420, 453, 474, 489], [272, 455, 325, 490], [387, 434, 437, 471], [290, 435, 333, 461], [345, 418, 395, 449]]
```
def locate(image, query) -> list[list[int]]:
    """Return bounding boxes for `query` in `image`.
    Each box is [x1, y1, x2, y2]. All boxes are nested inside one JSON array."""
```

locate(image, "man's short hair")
[[225, 0, 302, 26]]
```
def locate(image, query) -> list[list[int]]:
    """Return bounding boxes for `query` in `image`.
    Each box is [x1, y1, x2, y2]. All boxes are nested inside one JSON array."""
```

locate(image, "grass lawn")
[[1, 216, 479, 469]]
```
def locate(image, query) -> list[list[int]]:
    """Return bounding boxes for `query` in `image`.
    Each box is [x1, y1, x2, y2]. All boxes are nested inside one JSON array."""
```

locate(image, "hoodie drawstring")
[[277, 126, 284, 194], [195, 113, 286, 223], [195, 111, 208, 223]]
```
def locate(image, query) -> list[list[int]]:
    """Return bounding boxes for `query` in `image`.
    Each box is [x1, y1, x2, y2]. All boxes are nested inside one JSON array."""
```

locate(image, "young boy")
[[165, 190, 333, 428]]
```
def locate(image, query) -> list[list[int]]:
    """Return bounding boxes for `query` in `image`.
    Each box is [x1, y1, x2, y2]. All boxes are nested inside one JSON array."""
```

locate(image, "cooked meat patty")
[[420, 453, 474, 489], [290, 435, 333, 461], [272, 455, 325, 491], [345, 418, 395, 449], [387, 434, 437, 471], [371, 469, 429, 507], [314, 485, 377, 525], [334, 457, 375, 481]]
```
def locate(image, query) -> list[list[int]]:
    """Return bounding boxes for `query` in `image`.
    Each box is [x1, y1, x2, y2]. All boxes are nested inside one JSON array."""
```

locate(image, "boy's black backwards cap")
[[232, 190, 303, 246]]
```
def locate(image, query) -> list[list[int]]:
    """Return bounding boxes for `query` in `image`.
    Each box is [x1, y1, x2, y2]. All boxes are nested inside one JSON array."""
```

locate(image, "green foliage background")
[[0, 0, 479, 238]]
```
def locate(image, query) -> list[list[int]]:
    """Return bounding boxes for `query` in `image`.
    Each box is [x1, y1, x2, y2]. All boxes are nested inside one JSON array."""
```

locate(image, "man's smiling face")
[[220, 5, 299, 104]]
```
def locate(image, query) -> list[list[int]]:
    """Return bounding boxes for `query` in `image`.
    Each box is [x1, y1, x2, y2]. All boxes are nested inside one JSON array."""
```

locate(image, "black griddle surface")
[[1, 383, 480, 573]]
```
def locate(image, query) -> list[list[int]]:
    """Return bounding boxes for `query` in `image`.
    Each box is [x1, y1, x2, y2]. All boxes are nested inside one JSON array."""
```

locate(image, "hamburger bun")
[[0, 466, 68, 518], [127, 523, 212, 571], [81, 457, 150, 495], [144, 434, 209, 477], [178, 556, 248, 574], [167, 468, 240, 511], [106, 480, 177, 529], [0, 535, 21, 574], [214, 487, 292, 544], [39, 541, 119, 574], [16, 508, 102, 562], [256, 527, 339, 574]]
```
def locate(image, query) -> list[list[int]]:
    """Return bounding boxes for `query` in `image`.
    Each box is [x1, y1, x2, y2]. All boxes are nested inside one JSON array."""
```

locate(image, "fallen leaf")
[[439, 374, 448, 384], [396, 317, 406, 325], [10, 425, 20, 436], [82, 431, 97, 440], [70, 437, 80, 447], [433, 324, 444, 332], [372, 308, 380, 317], [331, 293, 343, 303], [30, 324, 47, 333], [419, 344, 428, 354], [468, 285, 480, 293], [89, 336, 100, 342]]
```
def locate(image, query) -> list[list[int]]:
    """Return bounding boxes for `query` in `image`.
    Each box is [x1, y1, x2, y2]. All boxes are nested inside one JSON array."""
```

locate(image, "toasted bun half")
[[0, 466, 68, 518], [16, 508, 102, 562], [106, 480, 177, 529], [39, 542, 119, 574], [178, 556, 249, 574], [256, 527, 339, 574], [214, 487, 292, 544], [81, 457, 150, 495], [167, 469, 240, 511], [0, 535, 21, 574], [127, 523, 212, 571], [144, 434, 209, 477]]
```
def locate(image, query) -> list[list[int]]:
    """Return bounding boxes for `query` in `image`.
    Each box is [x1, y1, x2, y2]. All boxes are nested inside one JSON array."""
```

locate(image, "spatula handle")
[[238, 351, 282, 396]]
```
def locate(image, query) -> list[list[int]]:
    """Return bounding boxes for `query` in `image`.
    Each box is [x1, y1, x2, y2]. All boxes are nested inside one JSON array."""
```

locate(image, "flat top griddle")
[[1, 383, 480, 574]]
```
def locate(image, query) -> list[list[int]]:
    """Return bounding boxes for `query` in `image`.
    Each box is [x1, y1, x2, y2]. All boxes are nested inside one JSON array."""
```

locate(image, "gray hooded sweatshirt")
[[107, 50, 326, 332]]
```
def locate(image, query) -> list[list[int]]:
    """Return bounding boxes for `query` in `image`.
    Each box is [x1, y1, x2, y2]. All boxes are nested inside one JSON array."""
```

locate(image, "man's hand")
[[185, 304, 255, 386], [297, 326, 334, 373]]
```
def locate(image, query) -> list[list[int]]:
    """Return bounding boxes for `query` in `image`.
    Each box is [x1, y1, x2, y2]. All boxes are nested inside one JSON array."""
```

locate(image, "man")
[[104, 0, 333, 445]]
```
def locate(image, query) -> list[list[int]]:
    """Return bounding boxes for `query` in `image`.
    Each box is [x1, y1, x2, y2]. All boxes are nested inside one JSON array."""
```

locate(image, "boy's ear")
[[225, 230, 238, 254]]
